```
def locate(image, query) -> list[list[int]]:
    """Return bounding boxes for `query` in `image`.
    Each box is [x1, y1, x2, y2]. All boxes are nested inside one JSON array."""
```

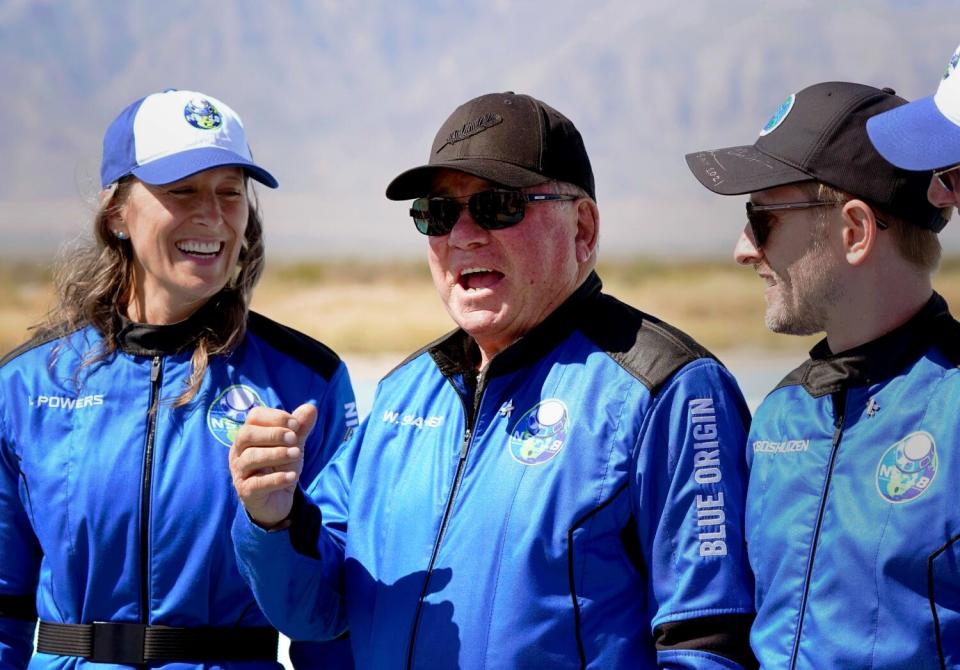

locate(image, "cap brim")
[[866, 95, 960, 171], [385, 158, 549, 200], [684, 145, 812, 195], [132, 147, 279, 188]]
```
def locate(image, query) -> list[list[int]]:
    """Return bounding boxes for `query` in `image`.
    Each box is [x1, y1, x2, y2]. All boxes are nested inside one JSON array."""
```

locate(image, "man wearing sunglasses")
[[230, 92, 758, 669], [686, 81, 959, 669]]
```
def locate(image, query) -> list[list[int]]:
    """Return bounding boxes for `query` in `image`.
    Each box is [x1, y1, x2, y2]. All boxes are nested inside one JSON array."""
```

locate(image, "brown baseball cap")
[[386, 91, 595, 201]]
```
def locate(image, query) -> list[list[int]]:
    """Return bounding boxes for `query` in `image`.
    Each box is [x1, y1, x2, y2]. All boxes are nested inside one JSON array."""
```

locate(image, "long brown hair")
[[31, 176, 266, 406]]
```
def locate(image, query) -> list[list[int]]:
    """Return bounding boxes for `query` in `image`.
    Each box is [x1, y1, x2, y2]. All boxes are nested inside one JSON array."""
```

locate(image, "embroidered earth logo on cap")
[[184, 98, 223, 130], [876, 431, 938, 503], [508, 399, 569, 466], [759, 94, 795, 137], [944, 50, 960, 80], [207, 384, 264, 447]]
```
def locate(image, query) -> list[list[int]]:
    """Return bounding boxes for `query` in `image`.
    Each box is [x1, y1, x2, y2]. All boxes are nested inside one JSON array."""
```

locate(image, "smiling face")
[[112, 167, 249, 324], [734, 184, 844, 335], [426, 170, 594, 367]]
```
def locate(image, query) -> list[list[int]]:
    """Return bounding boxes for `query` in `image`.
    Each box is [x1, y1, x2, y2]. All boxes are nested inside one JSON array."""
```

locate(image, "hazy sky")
[[2, 0, 958, 259]]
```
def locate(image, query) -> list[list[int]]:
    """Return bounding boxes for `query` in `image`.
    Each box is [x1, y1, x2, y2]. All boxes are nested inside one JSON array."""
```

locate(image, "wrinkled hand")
[[230, 403, 317, 528]]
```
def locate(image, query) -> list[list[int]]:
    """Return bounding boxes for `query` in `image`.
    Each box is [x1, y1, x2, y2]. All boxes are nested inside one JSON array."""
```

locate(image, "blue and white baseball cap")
[[867, 44, 960, 170], [100, 89, 278, 189]]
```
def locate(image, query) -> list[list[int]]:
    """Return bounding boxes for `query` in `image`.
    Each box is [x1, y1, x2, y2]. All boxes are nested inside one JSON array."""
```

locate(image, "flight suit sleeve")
[[631, 359, 758, 670], [300, 361, 359, 485], [289, 360, 358, 669], [0, 404, 41, 670], [233, 409, 367, 643]]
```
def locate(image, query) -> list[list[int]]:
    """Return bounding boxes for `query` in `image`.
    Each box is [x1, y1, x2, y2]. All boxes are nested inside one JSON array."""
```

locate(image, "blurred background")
[[2, 0, 958, 404]]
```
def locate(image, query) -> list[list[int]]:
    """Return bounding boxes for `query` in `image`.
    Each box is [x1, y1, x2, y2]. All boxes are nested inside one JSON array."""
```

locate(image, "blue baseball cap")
[[867, 44, 960, 171], [100, 89, 278, 189]]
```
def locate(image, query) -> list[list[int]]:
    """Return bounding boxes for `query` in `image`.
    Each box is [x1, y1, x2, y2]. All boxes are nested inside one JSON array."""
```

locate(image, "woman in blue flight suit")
[[0, 89, 355, 669]]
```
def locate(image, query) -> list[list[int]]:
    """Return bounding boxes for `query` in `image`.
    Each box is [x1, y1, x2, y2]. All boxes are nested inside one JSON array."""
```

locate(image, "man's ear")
[[575, 198, 599, 264], [840, 199, 882, 266]]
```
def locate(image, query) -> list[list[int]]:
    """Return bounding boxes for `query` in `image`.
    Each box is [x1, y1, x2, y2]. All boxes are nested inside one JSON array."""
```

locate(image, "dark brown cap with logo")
[[386, 91, 595, 200]]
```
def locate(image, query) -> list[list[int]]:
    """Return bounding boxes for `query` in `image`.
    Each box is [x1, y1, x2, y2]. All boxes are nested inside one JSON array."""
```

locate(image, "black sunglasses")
[[745, 200, 888, 248], [410, 189, 579, 236], [934, 163, 960, 193]]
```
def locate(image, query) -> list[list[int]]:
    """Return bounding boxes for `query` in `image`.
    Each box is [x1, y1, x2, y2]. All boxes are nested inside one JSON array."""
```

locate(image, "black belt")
[[37, 621, 279, 664]]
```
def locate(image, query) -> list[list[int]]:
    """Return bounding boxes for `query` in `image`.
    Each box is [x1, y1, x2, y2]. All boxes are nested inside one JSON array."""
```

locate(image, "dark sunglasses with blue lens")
[[410, 189, 579, 236]]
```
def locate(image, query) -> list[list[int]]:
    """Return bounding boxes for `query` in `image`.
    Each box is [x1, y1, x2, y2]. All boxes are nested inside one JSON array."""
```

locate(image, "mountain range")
[[2, 0, 958, 258]]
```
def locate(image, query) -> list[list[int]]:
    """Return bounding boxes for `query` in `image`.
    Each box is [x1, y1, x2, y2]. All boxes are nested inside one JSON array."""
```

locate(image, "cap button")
[[881, 87, 896, 95]]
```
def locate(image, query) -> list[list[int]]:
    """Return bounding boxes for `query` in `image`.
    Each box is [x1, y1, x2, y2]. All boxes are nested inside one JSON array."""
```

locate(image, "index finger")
[[244, 405, 301, 431], [228, 406, 299, 463]]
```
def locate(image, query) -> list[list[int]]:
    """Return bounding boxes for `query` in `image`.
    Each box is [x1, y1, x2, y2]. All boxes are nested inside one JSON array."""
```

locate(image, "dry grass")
[[2, 257, 958, 361], [252, 260, 449, 354], [0, 260, 54, 356]]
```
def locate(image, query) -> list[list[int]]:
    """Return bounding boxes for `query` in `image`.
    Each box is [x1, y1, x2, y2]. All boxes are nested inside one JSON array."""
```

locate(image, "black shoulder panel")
[[580, 294, 716, 393], [772, 359, 813, 394], [385, 327, 479, 382], [385, 328, 457, 380], [772, 298, 960, 399], [0, 324, 76, 370], [246, 312, 342, 381]]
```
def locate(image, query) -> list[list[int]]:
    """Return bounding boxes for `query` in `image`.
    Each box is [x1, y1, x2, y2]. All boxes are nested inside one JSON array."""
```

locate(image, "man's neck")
[[825, 279, 933, 354]]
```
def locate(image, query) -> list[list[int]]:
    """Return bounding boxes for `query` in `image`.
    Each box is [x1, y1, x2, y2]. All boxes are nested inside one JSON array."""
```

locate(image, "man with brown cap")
[[687, 81, 959, 668], [230, 92, 757, 669]]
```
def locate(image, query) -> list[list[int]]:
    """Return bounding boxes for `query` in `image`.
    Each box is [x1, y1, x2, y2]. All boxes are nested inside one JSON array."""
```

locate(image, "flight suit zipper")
[[406, 370, 486, 669], [139, 355, 162, 623], [789, 390, 846, 669]]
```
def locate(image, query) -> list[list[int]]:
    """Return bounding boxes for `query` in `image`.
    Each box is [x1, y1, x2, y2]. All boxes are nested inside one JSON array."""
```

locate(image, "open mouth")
[[176, 239, 224, 259], [458, 267, 504, 291]]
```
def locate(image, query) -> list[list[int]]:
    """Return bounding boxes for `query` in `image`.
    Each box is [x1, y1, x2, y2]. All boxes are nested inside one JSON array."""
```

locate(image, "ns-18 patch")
[[508, 399, 569, 466], [876, 431, 938, 503], [184, 97, 223, 130], [207, 384, 264, 447]]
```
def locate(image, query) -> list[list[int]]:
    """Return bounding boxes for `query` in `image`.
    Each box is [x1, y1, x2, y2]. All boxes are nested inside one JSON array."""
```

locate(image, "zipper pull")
[[459, 428, 471, 460], [830, 390, 846, 446], [472, 371, 486, 420], [150, 356, 161, 383]]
